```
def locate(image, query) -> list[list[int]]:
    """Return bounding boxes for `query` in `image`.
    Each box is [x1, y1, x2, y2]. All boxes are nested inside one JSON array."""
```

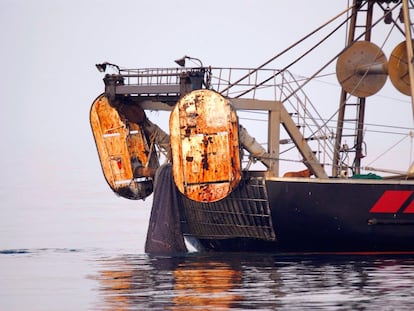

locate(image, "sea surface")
[[2, 151, 414, 311], [3, 245, 414, 310], [3, 197, 414, 311]]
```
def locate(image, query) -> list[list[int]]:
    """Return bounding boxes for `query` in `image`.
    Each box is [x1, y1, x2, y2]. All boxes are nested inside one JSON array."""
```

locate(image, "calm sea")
[[2, 246, 414, 310], [2, 150, 414, 310]]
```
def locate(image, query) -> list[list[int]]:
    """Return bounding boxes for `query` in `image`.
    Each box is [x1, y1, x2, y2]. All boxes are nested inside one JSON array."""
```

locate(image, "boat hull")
[[191, 178, 414, 253]]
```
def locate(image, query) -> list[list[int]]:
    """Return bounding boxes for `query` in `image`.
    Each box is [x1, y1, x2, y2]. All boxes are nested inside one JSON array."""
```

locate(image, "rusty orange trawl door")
[[170, 89, 241, 202]]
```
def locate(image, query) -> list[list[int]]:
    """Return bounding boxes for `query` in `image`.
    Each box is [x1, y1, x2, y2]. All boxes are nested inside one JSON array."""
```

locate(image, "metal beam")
[[267, 109, 280, 177], [402, 0, 414, 119], [139, 97, 327, 178], [115, 84, 180, 95], [280, 105, 328, 178], [138, 98, 280, 112]]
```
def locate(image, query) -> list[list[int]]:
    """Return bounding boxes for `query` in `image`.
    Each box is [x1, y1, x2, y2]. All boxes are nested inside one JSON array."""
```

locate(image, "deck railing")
[[112, 66, 335, 166]]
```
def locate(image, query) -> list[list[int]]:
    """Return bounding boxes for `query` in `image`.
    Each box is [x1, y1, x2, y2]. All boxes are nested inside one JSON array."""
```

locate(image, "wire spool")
[[336, 41, 388, 97], [389, 40, 413, 96]]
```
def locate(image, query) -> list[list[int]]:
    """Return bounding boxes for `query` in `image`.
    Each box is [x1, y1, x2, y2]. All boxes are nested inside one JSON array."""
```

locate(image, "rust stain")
[[90, 95, 157, 199], [170, 89, 242, 202]]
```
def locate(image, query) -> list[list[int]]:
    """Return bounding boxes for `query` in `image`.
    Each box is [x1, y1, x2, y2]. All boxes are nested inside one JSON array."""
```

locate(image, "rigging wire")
[[219, 4, 355, 95], [224, 1, 412, 172], [285, 3, 403, 162], [287, 14, 390, 105], [366, 133, 410, 166], [236, 14, 354, 98], [238, 115, 413, 137], [342, 18, 396, 106]]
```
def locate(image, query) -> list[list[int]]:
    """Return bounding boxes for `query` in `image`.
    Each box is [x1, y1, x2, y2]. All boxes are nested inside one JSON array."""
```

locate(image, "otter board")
[[90, 94, 156, 200], [169, 89, 241, 202]]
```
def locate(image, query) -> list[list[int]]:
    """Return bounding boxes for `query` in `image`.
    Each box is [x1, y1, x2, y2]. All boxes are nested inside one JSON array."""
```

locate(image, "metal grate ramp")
[[179, 176, 276, 241]]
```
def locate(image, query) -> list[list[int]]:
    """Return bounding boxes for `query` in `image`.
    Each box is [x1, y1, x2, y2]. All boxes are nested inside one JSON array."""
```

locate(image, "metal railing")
[[113, 66, 336, 166]]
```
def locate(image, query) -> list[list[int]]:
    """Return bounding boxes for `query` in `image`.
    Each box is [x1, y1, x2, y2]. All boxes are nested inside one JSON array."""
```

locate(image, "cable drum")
[[389, 40, 414, 96], [336, 41, 388, 97]]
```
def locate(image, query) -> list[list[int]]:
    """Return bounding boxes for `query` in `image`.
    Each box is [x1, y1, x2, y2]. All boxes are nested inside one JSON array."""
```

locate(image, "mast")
[[332, 0, 414, 177], [333, 0, 375, 177], [401, 0, 414, 118]]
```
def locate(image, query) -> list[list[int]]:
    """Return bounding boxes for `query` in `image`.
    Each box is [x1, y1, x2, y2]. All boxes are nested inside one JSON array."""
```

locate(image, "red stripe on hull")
[[403, 200, 414, 213], [369, 190, 413, 213]]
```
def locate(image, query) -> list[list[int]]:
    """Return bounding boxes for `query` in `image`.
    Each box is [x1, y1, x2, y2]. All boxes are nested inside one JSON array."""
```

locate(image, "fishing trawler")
[[90, 0, 414, 253]]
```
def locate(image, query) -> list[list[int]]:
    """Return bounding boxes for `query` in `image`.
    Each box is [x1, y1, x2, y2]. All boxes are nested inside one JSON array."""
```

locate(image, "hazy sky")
[[0, 1, 335, 183], [1, 1, 413, 220]]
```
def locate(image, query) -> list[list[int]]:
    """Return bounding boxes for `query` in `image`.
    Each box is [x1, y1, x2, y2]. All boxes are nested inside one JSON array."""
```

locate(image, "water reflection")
[[93, 254, 244, 310], [172, 261, 243, 310], [92, 254, 414, 310]]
